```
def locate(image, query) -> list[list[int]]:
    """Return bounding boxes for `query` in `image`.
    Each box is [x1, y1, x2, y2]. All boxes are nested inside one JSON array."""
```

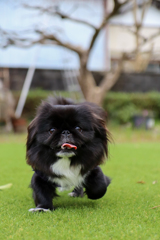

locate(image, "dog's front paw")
[[68, 187, 84, 197], [68, 192, 78, 197], [28, 207, 51, 213]]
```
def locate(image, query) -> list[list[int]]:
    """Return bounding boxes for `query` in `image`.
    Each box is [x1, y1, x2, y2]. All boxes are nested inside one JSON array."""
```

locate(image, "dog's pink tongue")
[[62, 143, 77, 150]]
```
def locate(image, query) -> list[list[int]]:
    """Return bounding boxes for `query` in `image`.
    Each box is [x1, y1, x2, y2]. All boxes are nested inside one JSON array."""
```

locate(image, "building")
[[0, 0, 160, 92]]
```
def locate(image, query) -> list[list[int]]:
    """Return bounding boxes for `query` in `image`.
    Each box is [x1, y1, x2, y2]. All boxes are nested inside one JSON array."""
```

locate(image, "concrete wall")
[[8, 68, 104, 91], [8, 68, 160, 93], [9, 68, 65, 91], [111, 72, 160, 92]]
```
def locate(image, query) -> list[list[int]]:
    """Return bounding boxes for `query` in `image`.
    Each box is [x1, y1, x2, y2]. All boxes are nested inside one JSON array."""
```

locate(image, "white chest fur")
[[49, 157, 84, 191]]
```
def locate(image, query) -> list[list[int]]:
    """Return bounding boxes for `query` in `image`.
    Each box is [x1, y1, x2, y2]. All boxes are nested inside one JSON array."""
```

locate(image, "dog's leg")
[[68, 186, 84, 197], [29, 173, 57, 212], [83, 166, 111, 200]]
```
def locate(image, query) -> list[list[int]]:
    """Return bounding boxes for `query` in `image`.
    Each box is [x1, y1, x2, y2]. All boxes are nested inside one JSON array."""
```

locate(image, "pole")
[[15, 47, 39, 118]]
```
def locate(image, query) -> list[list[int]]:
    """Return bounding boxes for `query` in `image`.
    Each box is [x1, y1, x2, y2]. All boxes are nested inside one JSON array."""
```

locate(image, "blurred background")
[[0, 0, 160, 136], [1, 2, 160, 237]]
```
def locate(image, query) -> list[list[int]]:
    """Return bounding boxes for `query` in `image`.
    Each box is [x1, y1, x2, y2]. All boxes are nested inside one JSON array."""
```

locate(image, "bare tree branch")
[[143, 29, 160, 44], [24, 4, 97, 30], [127, 28, 160, 51], [133, 0, 138, 27], [133, 0, 151, 27], [1, 0, 159, 105], [88, 0, 130, 53], [35, 30, 84, 55], [113, 0, 123, 10], [1, 1, 130, 58], [141, 0, 152, 23], [1, 28, 85, 55], [126, 29, 160, 56], [55, 10, 97, 30], [131, 0, 151, 53], [100, 57, 124, 92], [125, 27, 146, 41]]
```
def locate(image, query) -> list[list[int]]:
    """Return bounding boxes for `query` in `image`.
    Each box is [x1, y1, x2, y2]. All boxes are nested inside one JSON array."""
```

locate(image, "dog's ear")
[[83, 102, 108, 139], [92, 113, 107, 136], [92, 112, 110, 157], [26, 117, 38, 150]]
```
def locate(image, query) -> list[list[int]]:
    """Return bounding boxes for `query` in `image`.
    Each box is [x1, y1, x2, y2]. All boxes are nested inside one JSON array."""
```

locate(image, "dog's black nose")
[[62, 130, 70, 136]]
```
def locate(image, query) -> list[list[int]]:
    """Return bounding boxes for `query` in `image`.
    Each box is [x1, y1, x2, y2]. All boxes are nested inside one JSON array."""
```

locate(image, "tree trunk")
[[78, 57, 123, 106]]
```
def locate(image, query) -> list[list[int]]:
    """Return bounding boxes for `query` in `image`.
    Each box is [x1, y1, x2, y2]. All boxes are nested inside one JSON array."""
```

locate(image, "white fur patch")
[[29, 208, 50, 212], [49, 157, 84, 191], [56, 150, 75, 158], [68, 192, 77, 197]]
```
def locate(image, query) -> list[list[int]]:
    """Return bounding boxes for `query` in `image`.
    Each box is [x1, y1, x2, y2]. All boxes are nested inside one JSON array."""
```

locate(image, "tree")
[[0, 0, 159, 105]]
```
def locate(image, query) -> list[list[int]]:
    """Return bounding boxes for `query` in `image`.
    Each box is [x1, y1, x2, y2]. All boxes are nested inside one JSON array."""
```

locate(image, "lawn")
[[0, 128, 160, 240]]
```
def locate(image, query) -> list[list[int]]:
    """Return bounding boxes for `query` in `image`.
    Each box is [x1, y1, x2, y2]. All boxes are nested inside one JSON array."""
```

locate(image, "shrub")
[[13, 90, 81, 120], [13, 90, 53, 120], [13, 90, 160, 123], [103, 92, 160, 123]]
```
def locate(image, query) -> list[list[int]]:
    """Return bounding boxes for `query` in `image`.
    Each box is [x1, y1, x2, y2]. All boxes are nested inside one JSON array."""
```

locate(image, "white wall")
[[109, 25, 160, 60]]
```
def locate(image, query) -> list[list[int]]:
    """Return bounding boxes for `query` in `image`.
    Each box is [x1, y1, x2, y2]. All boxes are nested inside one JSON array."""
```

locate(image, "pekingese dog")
[[26, 97, 111, 212]]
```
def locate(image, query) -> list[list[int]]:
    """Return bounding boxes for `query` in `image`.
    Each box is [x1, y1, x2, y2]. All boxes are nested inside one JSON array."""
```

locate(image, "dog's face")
[[35, 103, 96, 157], [27, 98, 108, 171]]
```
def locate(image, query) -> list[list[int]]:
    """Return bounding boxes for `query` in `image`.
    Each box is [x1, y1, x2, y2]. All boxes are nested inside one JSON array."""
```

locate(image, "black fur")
[[26, 97, 111, 211]]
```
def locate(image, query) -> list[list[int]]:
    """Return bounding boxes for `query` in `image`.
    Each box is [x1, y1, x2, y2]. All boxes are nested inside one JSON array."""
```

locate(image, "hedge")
[[13, 90, 160, 123], [13, 90, 81, 121], [103, 92, 160, 123]]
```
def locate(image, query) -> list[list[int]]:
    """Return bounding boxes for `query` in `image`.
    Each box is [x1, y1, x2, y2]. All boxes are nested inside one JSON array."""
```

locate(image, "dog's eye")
[[49, 128, 55, 134], [75, 126, 82, 132]]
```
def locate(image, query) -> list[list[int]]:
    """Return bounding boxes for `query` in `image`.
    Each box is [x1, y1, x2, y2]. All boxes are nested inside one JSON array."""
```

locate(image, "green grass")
[[0, 132, 160, 240]]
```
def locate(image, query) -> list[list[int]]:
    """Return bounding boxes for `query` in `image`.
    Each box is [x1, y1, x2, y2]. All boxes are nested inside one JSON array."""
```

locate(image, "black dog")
[[26, 97, 111, 212]]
